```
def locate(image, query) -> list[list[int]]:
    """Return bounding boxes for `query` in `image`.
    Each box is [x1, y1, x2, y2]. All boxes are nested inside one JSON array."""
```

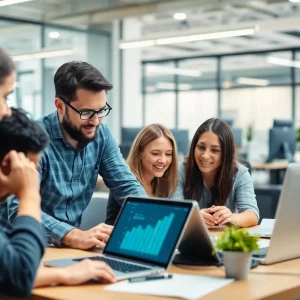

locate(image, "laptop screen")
[[104, 197, 192, 268]]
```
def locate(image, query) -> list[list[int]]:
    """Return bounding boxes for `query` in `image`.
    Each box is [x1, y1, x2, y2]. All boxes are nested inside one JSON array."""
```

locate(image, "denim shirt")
[[171, 162, 259, 219], [7, 112, 146, 245]]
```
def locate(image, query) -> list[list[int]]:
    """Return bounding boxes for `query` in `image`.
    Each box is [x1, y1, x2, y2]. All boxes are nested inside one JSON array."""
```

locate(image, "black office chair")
[[239, 159, 251, 175]]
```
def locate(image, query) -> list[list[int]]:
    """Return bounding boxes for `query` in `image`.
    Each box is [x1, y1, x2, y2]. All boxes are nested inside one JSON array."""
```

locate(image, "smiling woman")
[[171, 118, 259, 228], [105, 123, 179, 225]]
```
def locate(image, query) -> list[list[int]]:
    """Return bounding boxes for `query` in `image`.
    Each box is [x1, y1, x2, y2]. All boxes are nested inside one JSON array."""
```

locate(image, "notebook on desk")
[[44, 197, 197, 281], [248, 219, 275, 238]]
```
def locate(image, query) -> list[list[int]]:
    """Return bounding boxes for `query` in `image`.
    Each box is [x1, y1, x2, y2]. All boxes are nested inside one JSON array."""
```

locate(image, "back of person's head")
[[0, 48, 15, 84], [54, 61, 113, 102], [127, 124, 178, 198], [184, 118, 237, 205], [0, 108, 49, 162]]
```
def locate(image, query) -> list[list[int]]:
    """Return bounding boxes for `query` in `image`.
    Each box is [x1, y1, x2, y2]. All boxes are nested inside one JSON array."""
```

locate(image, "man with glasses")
[[8, 61, 146, 250]]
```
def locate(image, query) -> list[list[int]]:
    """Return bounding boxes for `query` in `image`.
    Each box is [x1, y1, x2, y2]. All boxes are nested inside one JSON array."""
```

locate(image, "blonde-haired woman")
[[105, 124, 179, 225]]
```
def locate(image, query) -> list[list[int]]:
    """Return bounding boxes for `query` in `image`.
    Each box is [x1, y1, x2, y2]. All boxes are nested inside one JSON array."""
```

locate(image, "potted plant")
[[246, 124, 253, 144], [214, 226, 259, 280], [245, 124, 254, 161]]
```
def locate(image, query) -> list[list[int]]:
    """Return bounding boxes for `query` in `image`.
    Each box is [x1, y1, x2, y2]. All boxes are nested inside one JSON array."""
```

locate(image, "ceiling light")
[[222, 81, 233, 89], [0, 0, 33, 7], [173, 13, 186, 21], [156, 82, 192, 91], [48, 31, 60, 39], [11, 48, 74, 62], [146, 65, 201, 77], [267, 56, 300, 68], [289, 0, 300, 3], [119, 27, 257, 49], [237, 77, 269, 86], [120, 40, 155, 49]]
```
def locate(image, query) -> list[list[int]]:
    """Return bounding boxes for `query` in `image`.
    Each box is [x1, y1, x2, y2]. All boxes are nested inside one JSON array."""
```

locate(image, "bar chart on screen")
[[120, 213, 175, 256]]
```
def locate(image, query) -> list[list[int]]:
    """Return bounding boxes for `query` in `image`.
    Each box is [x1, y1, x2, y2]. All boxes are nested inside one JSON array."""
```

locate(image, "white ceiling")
[[1, 0, 300, 61]]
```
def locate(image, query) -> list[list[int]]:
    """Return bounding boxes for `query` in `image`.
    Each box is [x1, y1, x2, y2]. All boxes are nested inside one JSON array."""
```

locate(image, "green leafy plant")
[[215, 226, 259, 253], [246, 124, 253, 142], [297, 127, 300, 143]]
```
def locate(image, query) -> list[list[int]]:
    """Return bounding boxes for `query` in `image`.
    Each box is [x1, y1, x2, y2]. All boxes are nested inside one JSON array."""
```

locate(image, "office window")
[[178, 58, 217, 90], [221, 52, 292, 88], [222, 86, 292, 162], [145, 92, 175, 128], [144, 62, 176, 93], [0, 20, 42, 118], [43, 26, 111, 116], [0, 20, 111, 119], [178, 90, 218, 141]]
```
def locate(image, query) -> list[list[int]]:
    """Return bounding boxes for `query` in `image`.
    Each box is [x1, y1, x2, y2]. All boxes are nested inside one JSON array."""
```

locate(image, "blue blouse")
[[171, 162, 259, 219]]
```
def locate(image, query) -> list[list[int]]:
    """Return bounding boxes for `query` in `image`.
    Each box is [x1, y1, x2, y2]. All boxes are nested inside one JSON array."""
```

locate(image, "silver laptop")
[[252, 163, 300, 264], [44, 196, 197, 280]]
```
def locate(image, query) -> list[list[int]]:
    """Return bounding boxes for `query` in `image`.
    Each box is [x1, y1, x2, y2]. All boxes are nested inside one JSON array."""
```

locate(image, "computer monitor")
[[170, 129, 189, 157], [221, 119, 243, 148], [267, 119, 297, 163], [120, 127, 142, 159], [121, 127, 142, 144], [232, 128, 242, 148], [121, 127, 190, 158], [222, 118, 234, 127]]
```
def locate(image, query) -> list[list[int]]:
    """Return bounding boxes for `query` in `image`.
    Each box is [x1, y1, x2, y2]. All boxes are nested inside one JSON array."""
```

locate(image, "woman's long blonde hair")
[[127, 124, 178, 198]]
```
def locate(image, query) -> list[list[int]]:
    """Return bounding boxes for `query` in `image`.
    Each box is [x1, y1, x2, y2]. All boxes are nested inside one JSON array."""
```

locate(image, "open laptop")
[[251, 163, 300, 264], [44, 196, 198, 281], [172, 200, 259, 269], [173, 203, 220, 266]]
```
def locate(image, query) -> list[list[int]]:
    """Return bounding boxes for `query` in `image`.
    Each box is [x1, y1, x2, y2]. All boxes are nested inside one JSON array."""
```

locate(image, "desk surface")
[[21, 229, 300, 300], [251, 162, 288, 170]]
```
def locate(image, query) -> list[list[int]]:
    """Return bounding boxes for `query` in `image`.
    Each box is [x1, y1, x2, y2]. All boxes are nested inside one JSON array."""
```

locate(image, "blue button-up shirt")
[[7, 112, 146, 245]]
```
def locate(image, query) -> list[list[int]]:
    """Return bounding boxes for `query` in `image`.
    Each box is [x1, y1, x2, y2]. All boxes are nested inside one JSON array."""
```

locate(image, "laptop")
[[44, 196, 198, 281], [171, 201, 260, 268], [172, 203, 221, 266], [252, 163, 300, 264]]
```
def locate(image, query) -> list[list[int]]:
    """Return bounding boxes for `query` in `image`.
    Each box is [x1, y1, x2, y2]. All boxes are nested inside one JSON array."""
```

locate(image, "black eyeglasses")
[[59, 96, 112, 120]]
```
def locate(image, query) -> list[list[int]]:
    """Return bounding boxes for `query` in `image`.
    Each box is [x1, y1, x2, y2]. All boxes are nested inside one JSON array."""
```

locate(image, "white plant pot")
[[223, 251, 252, 280]]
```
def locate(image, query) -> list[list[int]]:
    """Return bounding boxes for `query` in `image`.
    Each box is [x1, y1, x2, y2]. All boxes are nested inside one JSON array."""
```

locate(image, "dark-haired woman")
[[171, 118, 259, 228]]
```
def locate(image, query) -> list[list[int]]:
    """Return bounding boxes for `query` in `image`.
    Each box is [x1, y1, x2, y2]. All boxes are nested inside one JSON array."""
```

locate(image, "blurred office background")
[[1, 0, 300, 221]]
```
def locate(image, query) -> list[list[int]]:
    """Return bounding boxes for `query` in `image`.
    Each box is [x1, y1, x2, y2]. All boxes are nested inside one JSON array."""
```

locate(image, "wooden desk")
[[251, 162, 288, 170], [11, 241, 300, 300], [251, 162, 288, 184]]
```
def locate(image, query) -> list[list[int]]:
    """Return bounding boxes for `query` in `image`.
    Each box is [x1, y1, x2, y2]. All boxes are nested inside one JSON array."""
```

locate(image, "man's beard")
[[62, 110, 99, 144]]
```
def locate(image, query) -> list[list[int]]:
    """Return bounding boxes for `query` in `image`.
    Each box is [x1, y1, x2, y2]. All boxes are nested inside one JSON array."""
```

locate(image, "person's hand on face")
[[209, 205, 233, 226], [0, 150, 40, 201]]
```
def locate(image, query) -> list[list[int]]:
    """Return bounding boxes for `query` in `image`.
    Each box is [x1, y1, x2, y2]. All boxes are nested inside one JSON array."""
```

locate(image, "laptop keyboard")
[[73, 256, 151, 273]]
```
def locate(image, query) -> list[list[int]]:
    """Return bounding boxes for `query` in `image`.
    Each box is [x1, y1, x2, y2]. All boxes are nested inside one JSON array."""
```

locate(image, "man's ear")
[[55, 98, 65, 115]]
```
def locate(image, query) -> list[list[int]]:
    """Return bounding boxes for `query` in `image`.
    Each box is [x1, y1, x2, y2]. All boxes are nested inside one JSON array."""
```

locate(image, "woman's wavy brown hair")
[[127, 124, 178, 198], [184, 118, 237, 205]]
